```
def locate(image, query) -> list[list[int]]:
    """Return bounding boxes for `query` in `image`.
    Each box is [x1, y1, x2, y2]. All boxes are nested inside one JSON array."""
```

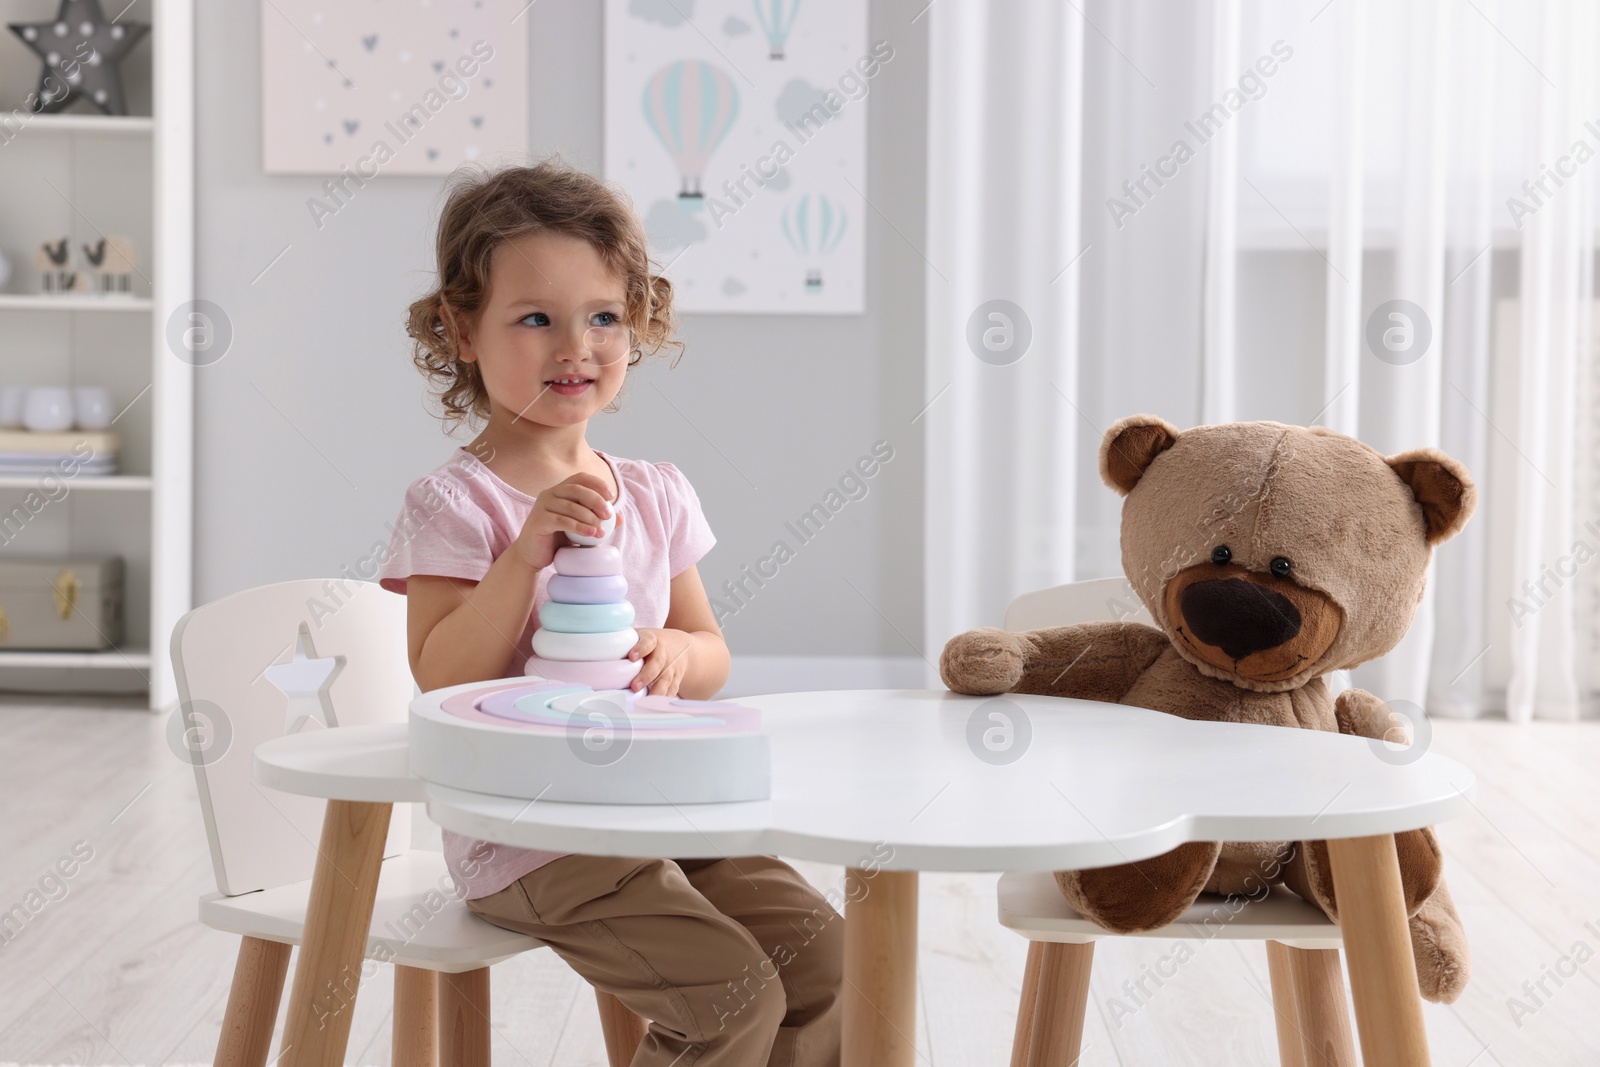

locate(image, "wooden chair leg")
[[214, 936, 291, 1067], [1266, 941, 1308, 1067], [1009, 942, 1045, 1067], [393, 966, 439, 1067], [1287, 947, 1357, 1067], [438, 968, 491, 1067], [595, 989, 649, 1067], [1025, 941, 1094, 1067]]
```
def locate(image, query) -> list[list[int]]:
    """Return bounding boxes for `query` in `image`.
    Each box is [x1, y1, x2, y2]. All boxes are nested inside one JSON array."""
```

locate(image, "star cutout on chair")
[[264, 626, 345, 735], [8, 0, 149, 116]]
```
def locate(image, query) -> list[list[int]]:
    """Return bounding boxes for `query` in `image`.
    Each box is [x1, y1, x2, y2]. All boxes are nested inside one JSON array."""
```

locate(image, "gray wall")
[[195, 1, 927, 659]]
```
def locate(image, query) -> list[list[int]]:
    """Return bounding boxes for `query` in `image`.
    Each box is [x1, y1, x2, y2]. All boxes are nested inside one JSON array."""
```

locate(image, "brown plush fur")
[[941, 415, 1475, 1003]]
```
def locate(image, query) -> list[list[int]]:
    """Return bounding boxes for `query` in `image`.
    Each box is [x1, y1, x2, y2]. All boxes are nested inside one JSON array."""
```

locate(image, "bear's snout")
[[1179, 579, 1301, 660], [1162, 561, 1343, 684]]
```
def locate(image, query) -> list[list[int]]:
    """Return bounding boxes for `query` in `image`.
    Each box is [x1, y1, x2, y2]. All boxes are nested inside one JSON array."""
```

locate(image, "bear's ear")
[[1386, 448, 1477, 545], [1100, 415, 1181, 496]]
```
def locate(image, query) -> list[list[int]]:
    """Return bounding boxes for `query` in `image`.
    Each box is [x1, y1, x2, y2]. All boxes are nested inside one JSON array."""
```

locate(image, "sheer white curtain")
[[923, 0, 1598, 721], [922, 0, 1085, 672]]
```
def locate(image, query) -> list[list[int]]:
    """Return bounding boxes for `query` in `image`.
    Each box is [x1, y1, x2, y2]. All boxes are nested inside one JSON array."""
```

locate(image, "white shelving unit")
[[0, 0, 192, 708], [0, 294, 154, 311]]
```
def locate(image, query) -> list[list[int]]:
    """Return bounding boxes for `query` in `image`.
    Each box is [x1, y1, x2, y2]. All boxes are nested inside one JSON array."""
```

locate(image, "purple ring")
[[546, 573, 628, 604]]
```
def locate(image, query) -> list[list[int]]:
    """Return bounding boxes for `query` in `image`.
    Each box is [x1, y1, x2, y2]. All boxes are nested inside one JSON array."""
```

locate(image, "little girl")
[[379, 161, 843, 1066]]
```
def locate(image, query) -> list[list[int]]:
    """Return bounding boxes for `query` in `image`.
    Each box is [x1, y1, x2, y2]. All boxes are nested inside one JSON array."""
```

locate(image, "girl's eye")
[[591, 311, 620, 327], [519, 312, 550, 327]]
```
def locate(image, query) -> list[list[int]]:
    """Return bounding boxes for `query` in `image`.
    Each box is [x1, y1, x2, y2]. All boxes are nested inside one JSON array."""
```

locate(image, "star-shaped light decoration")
[[264, 626, 345, 736], [8, 0, 149, 116]]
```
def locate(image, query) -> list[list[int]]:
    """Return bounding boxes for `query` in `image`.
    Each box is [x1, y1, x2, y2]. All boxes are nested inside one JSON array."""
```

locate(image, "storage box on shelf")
[[0, 556, 123, 650]]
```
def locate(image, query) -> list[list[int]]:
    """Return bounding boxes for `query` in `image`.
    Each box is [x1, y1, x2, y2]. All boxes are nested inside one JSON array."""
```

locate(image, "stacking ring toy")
[[554, 544, 623, 576], [564, 503, 618, 546], [532, 627, 638, 662], [409, 678, 770, 803], [539, 599, 636, 633], [546, 574, 628, 604], [526, 656, 642, 690]]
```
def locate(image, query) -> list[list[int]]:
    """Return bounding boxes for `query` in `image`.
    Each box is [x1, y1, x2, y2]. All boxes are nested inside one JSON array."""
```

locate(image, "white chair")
[[171, 579, 647, 1067], [997, 577, 1355, 1067]]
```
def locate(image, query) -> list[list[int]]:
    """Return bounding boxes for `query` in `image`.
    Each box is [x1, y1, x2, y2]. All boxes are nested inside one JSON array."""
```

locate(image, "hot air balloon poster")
[[605, 0, 868, 313]]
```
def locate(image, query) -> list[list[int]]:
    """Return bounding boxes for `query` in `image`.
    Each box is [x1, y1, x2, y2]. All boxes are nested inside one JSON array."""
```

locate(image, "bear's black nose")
[[1180, 579, 1302, 660]]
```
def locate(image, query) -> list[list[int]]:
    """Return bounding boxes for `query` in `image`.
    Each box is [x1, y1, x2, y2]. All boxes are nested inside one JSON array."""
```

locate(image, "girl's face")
[[458, 231, 631, 429]]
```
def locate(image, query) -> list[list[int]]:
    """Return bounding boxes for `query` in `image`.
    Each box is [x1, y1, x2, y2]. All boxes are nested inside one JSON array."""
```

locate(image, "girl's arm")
[[408, 471, 614, 691], [412, 562, 731, 697], [406, 558, 537, 692], [632, 564, 730, 700]]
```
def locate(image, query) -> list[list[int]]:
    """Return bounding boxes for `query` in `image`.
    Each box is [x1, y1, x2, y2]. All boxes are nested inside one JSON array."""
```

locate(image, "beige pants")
[[466, 854, 844, 1067]]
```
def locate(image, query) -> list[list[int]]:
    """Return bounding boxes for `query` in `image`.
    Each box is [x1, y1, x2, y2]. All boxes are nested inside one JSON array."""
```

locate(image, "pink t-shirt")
[[380, 446, 716, 899]]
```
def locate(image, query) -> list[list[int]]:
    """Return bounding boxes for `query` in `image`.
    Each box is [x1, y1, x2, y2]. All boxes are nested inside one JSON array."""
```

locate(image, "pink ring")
[[525, 655, 643, 690], [554, 544, 623, 577]]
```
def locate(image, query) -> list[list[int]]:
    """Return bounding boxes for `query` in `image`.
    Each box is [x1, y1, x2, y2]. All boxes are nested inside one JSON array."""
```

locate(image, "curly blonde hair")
[[407, 159, 683, 427]]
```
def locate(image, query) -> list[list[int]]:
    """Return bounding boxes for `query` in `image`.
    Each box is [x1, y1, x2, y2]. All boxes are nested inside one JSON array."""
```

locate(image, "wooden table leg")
[[842, 868, 918, 1067], [1325, 834, 1431, 1067], [277, 799, 393, 1067]]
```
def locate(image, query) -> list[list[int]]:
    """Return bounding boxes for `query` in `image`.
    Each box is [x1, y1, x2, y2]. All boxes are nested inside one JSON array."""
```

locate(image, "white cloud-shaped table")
[[257, 685, 1474, 1067]]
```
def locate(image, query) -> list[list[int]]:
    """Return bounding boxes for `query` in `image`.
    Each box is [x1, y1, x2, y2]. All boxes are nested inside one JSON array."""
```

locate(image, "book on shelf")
[[0, 430, 119, 476]]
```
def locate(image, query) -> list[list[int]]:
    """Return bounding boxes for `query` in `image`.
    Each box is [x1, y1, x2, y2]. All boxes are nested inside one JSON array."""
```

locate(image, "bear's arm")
[[1333, 687, 1409, 742], [939, 621, 1170, 702]]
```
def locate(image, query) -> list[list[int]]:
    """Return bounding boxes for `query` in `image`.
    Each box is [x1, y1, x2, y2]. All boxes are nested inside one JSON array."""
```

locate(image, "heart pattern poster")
[[261, 0, 528, 176], [605, 0, 874, 313]]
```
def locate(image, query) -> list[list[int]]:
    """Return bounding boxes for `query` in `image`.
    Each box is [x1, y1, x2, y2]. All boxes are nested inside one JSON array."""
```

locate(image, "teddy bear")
[[939, 415, 1475, 1003]]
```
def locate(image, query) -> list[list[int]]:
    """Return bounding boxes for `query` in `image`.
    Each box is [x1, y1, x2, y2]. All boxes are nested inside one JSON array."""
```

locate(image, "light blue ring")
[[538, 599, 636, 633]]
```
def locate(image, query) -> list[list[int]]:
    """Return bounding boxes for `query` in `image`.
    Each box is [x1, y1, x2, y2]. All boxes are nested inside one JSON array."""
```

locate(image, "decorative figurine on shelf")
[[34, 238, 85, 294], [8, 0, 150, 116], [82, 235, 136, 295]]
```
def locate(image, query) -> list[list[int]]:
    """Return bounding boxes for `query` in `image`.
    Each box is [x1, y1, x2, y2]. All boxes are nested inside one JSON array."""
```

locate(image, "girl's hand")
[[511, 472, 619, 572], [628, 628, 694, 696]]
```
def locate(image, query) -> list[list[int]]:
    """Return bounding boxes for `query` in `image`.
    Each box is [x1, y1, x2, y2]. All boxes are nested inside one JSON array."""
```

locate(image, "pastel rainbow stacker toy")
[[408, 506, 768, 804], [409, 679, 770, 803], [525, 507, 646, 690]]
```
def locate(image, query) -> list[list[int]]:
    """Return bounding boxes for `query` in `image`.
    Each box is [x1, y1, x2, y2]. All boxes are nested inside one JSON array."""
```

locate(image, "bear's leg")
[[1207, 841, 1294, 897], [1410, 877, 1471, 1003], [1281, 829, 1442, 921], [1055, 841, 1222, 934]]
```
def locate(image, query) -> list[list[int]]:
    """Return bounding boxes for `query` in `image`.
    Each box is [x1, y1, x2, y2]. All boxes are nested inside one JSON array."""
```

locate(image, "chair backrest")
[[1002, 576, 1155, 631], [171, 579, 415, 896]]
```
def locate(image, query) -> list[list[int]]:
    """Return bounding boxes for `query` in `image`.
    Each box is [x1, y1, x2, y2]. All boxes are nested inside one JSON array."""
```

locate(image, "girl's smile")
[[545, 377, 594, 397]]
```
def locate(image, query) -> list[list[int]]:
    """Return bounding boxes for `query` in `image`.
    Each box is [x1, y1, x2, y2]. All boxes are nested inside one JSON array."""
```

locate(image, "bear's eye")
[[1270, 557, 1292, 578], [1210, 545, 1232, 565]]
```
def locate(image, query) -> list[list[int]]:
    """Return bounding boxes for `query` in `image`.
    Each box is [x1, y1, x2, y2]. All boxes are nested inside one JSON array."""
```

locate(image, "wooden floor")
[[1, 696, 1597, 1066]]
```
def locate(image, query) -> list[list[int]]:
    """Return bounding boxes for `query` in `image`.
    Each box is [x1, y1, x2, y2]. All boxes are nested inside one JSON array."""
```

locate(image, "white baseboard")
[[720, 655, 929, 698]]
